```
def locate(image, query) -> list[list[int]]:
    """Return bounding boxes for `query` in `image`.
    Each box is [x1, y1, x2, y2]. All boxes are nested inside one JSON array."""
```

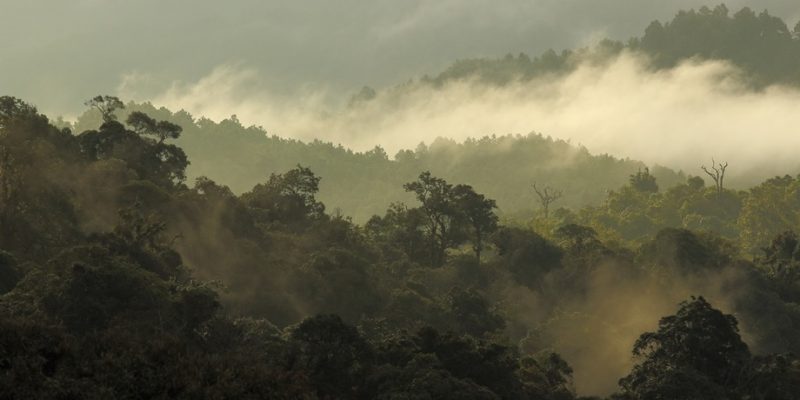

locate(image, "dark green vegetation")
[[3, 95, 800, 399], [69, 101, 685, 223], [428, 4, 800, 88], [64, 4, 800, 226], [6, 4, 800, 399]]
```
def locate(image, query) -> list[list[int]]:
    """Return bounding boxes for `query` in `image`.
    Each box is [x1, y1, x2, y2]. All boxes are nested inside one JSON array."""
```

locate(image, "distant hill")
[[67, 5, 800, 221], [417, 5, 800, 90], [71, 103, 684, 222]]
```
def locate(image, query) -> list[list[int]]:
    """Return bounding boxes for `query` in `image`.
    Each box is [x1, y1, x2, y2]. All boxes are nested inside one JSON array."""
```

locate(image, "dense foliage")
[[63, 4, 800, 229], [69, 102, 684, 223], [3, 95, 800, 398], [428, 5, 800, 88]]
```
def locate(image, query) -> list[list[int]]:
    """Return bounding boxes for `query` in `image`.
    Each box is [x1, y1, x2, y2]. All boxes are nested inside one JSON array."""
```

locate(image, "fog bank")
[[135, 52, 800, 186]]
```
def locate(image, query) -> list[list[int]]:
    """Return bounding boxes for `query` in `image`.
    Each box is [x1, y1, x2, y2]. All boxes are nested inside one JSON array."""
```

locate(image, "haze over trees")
[[5, 3, 800, 399], [70, 101, 685, 223], [4, 94, 800, 398], [425, 4, 800, 89], [62, 4, 800, 224]]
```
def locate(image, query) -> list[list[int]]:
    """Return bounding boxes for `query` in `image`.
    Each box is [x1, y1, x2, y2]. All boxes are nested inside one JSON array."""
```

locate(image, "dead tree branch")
[[533, 182, 563, 219]]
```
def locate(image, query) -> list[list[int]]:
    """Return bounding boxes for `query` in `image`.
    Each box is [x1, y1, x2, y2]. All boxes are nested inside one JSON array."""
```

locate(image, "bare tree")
[[701, 158, 728, 196], [532, 182, 563, 219]]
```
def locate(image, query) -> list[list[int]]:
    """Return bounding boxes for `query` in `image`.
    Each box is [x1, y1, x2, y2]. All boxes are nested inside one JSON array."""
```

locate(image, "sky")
[[3, 0, 799, 117]]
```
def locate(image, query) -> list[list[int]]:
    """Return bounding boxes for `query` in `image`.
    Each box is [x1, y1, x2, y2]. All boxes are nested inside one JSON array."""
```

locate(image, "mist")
[[6, 0, 799, 117], [131, 52, 800, 186], [7, 2, 800, 399], [503, 261, 756, 395]]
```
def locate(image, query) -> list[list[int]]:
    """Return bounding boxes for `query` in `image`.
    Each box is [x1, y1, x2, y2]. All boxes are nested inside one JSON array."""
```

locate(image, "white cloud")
[[141, 52, 800, 185]]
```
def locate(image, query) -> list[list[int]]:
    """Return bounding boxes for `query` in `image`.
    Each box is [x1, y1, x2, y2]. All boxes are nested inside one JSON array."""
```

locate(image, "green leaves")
[[620, 297, 751, 399], [401, 171, 498, 267], [241, 165, 325, 230], [127, 111, 183, 143], [84, 95, 124, 123]]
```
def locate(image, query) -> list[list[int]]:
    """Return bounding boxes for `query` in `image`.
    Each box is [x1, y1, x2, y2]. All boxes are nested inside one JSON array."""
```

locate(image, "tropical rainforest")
[[3, 3, 800, 400]]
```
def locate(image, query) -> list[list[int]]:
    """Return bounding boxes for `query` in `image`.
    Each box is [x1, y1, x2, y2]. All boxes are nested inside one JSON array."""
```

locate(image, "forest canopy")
[[427, 4, 800, 88], [3, 94, 800, 398], [4, 3, 800, 400]]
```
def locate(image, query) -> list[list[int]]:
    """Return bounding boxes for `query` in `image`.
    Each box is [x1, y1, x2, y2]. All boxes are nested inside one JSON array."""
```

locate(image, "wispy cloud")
[[137, 52, 800, 185]]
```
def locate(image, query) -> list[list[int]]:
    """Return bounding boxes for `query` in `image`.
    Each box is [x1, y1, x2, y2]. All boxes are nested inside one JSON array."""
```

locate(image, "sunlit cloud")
[[135, 52, 800, 185]]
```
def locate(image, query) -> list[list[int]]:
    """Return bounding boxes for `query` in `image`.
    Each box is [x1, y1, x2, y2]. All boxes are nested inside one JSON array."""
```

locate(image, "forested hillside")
[[64, 5, 800, 224], [69, 102, 685, 223], [427, 4, 800, 88], [6, 3, 800, 399], [3, 96, 800, 398]]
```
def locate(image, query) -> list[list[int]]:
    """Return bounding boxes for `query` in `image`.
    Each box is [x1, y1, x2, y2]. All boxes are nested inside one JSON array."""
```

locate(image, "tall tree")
[[701, 158, 728, 196], [629, 167, 659, 193], [403, 171, 462, 267], [619, 296, 750, 399], [242, 165, 325, 228], [453, 184, 498, 263], [532, 182, 563, 218], [84, 95, 124, 123], [127, 111, 183, 143]]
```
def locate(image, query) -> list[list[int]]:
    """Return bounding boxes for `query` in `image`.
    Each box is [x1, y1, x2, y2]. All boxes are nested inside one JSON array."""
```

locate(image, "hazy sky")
[[3, 0, 799, 117]]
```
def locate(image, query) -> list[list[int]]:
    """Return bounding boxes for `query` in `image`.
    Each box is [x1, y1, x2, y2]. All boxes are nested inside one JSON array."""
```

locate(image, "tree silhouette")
[[127, 111, 182, 143], [619, 296, 750, 399], [84, 95, 124, 122], [532, 182, 563, 218], [701, 158, 728, 196], [628, 167, 659, 193], [404, 171, 461, 267], [453, 184, 498, 263]]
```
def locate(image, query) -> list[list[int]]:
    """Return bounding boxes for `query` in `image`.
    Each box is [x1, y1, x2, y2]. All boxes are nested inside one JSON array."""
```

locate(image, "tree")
[[737, 175, 800, 255], [85, 95, 124, 122], [446, 287, 505, 337], [403, 171, 463, 267], [126, 111, 182, 143], [453, 184, 498, 263], [290, 248, 383, 322], [760, 231, 800, 281], [629, 167, 659, 193], [744, 353, 800, 400], [412, 327, 526, 398], [0, 97, 82, 260], [241, 165, 325, 228], [619, 297, 750, 399], [701, 158, 728, 196], [126, 111, 157, 134], [288, 314, 373, 399], [0, 97, 53, 207], [518, 353, 576, 400], [554, 224, 600, 251], [365, 202, 430, 265], [492, 227, 563, 288], [637, 228, 715, 272], [0, 96, 39, 128], [686, 176, 705, 191], [532, 182, 563, 218], [757, 231, 800, 304], [77, 118, 189, 187]]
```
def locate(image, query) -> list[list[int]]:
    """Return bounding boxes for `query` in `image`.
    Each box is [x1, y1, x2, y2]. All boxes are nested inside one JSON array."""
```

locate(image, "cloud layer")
[[5, 0, 799, 116], [139, 53, 800, 185]]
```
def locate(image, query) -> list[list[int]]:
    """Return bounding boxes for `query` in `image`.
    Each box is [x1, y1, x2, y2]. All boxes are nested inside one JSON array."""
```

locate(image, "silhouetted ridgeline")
[[70, 102, 685, 222], [424, 5, 800, 88]]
